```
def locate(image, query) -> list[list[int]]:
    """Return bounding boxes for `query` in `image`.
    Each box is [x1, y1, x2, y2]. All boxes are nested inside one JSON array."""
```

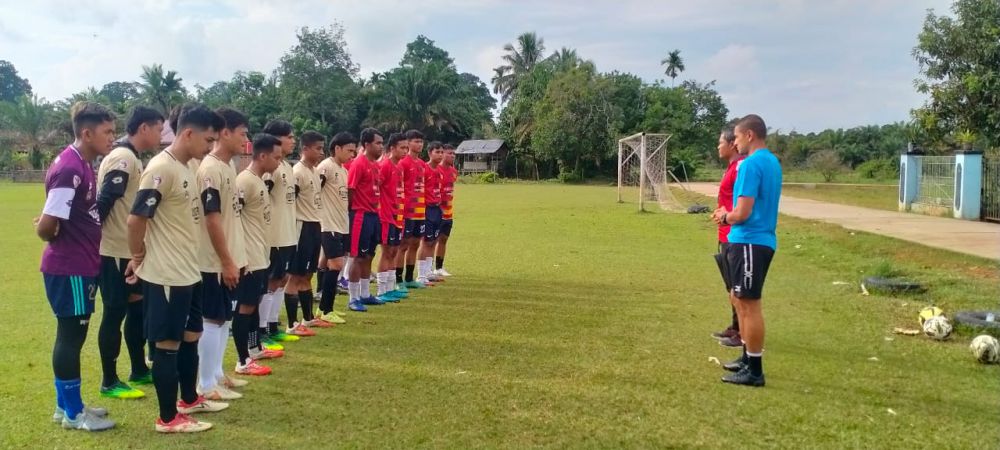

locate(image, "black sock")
[[233, 313, 252, 365], [54, 316, 89, 380], [748, 355, 763, 377], [299, 290, 314, 321], [395, 267, 404, 283], [405, 264, 415, 282], [730, 306, 739, 332], [268, 322, 279, 335], [435, 256, 444, 270], [284, 293, 299, 325], [97, 306, 126, 387], [151, 347, 179, 422], [177, 341, 199, 404], [316, 269, 326, 293], [741, 345, 749, 363], [251, 310, 263, 350], [124, 301, 148, 377], [320, 270, 340, 313]]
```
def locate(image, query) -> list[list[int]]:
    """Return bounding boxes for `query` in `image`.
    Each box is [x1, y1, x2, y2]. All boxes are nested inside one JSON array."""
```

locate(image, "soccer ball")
[[970, 335, 1000, 364], [918, 306, 944, 326], [922, 315, 952, 340]]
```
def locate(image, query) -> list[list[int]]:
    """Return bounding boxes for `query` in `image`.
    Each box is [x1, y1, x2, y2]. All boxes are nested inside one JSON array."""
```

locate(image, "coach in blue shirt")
[[712, 114, 782, 387]]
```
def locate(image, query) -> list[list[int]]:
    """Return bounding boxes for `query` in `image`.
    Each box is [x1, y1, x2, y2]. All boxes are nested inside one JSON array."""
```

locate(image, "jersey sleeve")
[[96, 153, 132, 221], [199, 168, 223, 214], [733, 159, 761, 202], [42, 167, 79, 220], [131, 164, 171, 218], [318, 164, 328, 188], [347, 163, 362, 190]]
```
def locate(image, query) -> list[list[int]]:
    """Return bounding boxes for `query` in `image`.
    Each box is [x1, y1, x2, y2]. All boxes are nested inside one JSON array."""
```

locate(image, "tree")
[[140, 64, 187, 114], [808, 150, 845, 182], [401, 35, 455, 68], [99, 81, 143, 114], [492, 32, 546, 102], [660, 49, 685, 86], [548, 47, 583, 72], [913, 0, 1000, 149], [0, 60, 32, 103], [0, 95, 57, 169]]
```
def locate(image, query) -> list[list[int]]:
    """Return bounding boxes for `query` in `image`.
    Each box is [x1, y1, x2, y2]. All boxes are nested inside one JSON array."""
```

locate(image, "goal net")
[[617, 132, 692, 212]]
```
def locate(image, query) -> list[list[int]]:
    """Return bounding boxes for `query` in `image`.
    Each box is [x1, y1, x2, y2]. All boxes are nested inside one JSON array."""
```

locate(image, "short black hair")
[[252, 133, 282, 158], [736, 114, 767, 140], [442, 144, 455, 151], [330, 131, 356, 149], [721, 119, 738, 144], [427, 141, 444, 151], [125, 106, 164, 136], [215, 107, 249, 131], [360, 128, 381, 146], [404, 129, 424, 140], [300, 131, 326, 149], [262, 119, 293, 137], [177, 103, 225, 132], [71, 102, 116, 138], [386, 133, 405, 149]]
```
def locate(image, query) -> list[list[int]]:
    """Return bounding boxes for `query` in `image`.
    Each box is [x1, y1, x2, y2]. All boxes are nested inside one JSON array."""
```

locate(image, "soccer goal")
[[617, 132, 689, 212]]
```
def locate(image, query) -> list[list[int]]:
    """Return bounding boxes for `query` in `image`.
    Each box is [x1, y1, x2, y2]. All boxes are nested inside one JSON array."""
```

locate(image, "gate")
[[983, 156, 1000, 223], [913, 156, 955, 214]]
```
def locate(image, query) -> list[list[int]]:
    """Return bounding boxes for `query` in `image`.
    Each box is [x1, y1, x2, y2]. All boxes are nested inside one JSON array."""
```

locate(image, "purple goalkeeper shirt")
[[40, 146, 101, 276]]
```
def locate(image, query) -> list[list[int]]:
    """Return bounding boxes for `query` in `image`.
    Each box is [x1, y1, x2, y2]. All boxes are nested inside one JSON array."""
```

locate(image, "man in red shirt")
[[434, 144, 458, 277], [374, 133, 409, 302], [395, 130, 426, 289], [416, 142, 446, 285], [346, 128, 384, 312], [712, 121, 746, 347]]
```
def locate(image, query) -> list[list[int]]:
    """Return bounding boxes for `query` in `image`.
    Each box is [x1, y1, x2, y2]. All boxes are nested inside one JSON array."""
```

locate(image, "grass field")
[[781, 184, 898, 211], [1, 181, 999, 449]]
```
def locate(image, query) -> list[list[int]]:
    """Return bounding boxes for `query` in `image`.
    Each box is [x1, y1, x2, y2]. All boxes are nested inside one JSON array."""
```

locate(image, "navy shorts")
[[726, 243, 775, 300], [268, 246, 295, 280], [289, 221, 321, 276], [44, 274, 97, 318], [201, 272, 236, 321], [321, 232, 350, 259], [440, 220, 454, 237], [381, 222, 402, 247], [350, 210, 381, 258], [422, 205, 443, 242], [236, 269, 267, 306], [144, 281, 203, 342], [98, 256, 143, 309], [404, 219, 423, 239]]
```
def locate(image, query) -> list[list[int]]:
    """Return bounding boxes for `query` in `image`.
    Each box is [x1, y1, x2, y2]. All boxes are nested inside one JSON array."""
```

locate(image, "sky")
[[0, 0, 954, 133]]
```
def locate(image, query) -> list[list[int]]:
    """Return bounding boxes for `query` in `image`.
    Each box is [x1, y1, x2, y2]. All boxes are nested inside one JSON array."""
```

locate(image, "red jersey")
[[377, 157, 404, 227], [717, 157, 745, 243], [424, 162, 443, 205], [399, 155, 425, 220], [439, 164, 458, 220], [347, 156, 380, 213]]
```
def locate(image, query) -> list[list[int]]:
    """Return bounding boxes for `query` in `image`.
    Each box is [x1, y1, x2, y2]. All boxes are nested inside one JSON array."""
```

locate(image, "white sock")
[[198, 324, 220, 391], [259, 293, 273, 328], [348, 281, 359, 301], [387, 271, 396, 292], [359, 278, 370, 298], [375, 272, 384, 296], [417, 259, 428, 281], [426, 257, 435, 275], [341, 258, 352, 280], [215, 321, 230, 380], [271, 287, 285, 323]]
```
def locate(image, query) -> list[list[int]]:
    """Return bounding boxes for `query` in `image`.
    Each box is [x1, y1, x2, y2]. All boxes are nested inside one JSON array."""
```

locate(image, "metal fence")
[[983, 156, 1000, 223], [914, 156, 956, 209], [1, 170, 47, 183]]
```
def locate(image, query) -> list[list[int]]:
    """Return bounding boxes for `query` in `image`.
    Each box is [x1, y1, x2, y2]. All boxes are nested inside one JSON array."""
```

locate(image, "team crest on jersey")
[[72, 175, 81, 188], [146, 197, 158, 207], [118, 160, 128, 170], [153, 176, 162, 188], [203, 177, 213, 188]]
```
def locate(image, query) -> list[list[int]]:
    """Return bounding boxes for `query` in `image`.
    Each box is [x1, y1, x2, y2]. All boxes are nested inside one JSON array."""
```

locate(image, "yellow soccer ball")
[[919, 306, 944, 326]]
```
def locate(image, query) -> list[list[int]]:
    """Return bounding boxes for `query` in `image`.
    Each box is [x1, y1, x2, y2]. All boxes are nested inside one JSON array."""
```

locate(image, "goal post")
[[617, 132, 687, 212]]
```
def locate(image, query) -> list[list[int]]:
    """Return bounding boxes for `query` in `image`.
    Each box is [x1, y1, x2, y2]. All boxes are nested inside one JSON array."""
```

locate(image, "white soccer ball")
[[970, 335, 1000, 364], [922, 315, 952, 340]]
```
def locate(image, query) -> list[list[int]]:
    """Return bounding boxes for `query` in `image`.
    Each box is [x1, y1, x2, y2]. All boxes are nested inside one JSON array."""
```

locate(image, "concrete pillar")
[[899, 148, 922, 212], [953, 150, 983, 220]]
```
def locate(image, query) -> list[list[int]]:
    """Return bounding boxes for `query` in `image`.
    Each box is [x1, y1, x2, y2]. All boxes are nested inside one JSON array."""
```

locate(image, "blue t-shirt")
[[727, 148, 782, 250]]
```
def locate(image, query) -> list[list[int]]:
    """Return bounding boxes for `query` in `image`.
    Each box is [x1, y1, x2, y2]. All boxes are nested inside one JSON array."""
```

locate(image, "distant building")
[[455, 139, 507, 175]]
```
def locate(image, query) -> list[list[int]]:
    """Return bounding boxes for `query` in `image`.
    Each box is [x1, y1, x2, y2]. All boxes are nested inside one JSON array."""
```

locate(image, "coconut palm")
[[661, 49, 685, 86], [492, 32, 546, 102], [140, 64, 187, 114]]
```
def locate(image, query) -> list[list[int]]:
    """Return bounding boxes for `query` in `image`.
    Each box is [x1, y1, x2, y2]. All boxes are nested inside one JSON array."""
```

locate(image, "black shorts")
[[714, 242, 731, 292], [236, 269, 268, 306], [725, 243, 775, 300], [289, 221, 321, 276], [404, 219, 423, 239], [98, 256, 143, 309], [321, 232, 350, 259], [201, 272, 236, 321], [422, 205, 443, 242], [268, 246, 295, 280], [144, 281, 203, 342], [440, 220, 453, 237], [350, 210, 381, 258], [381, 222, 402, 247]]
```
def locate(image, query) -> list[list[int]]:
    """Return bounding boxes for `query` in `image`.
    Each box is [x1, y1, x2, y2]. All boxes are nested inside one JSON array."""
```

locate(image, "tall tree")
[[140, 64, 187, 114], [0, 95, 57, 169], [98, 81, 143, 114], [0, 60, 32, 103], [401, 35, 455, 68], [660, 49, 685, 86], [492, 32, 546, 102]]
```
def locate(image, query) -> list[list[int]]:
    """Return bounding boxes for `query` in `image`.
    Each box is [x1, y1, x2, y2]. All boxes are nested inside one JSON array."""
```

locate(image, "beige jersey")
[[188, 157, 201, 174], [317, 157, 349, 233], [236, 169, 271, 272], [264, 160, 297, 248], [134, 149, 201, 286], [293, 161, 323, 223], [196, 154, 248, 272], [97, 145, 143, 258]]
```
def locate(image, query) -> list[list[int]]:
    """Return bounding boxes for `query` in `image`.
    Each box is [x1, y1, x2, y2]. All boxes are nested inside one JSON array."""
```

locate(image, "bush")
[[807, 150, 845, 182], [557, 170, 582, 184], [477, 171, 498, 184], [668, 147, 701, 181], [856, 158, 899, 180]]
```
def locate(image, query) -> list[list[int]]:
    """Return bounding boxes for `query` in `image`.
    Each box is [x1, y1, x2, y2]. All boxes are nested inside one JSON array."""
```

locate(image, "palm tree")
[[548, 47, 580, 72], [660, 49, 685, 86], [140, 64, 186, 114], [492, 32, 545, 102], [0, 95, 57, 168], [367, 62, 460, 138]]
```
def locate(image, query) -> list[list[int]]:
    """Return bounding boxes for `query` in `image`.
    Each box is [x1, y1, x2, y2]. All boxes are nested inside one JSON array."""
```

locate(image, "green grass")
[[1, 182, 999, 449], [694, 168, 897, 185], [782, 184, 899, 211]]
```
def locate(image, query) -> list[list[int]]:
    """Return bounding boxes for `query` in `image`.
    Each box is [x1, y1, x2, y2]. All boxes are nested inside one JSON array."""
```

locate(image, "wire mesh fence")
[[983, 156, 1000, 223], [914, 156, 955, 209]]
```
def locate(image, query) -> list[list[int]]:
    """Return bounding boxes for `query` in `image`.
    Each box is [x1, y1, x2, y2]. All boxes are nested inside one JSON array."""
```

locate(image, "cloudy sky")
[[1, 0, 952, 132]]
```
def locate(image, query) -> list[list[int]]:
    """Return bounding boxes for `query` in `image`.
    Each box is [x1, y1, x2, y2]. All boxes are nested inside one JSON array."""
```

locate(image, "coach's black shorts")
[[321, 231, 350, 259], [404, 219, 423, 239], [381, 222, 402, 247], [725, 243, 775, 300], [289, 221, 321, 276], [422, 205, 443, 242], [236, 269, 267, 306], [98, 256, 143, 309], [201, 272, 236, 321], [350, 210, 381, 258], [440, 219, 453, 237], [268, 246, 295, 280], [144, 281, 202, 342]]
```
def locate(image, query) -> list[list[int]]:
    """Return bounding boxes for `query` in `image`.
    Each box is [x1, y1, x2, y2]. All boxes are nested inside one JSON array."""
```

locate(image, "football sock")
[[284, 292, 299, 325], [215, 321, 230, 381], [376, 272, 386, 295], [348, 281, 359, 301], [125, 300, 148, 377], [97, 305, 126, 387], [320, 269, 340, 313], [55, 378, 83, 419], [233, 313, 253, 365], [197, 324, 220, 392], [53, 316, 89, 380], [436, 256, 444, 270], [152, 347, 179, 422], [298, 290, 314, 321], [177, 341, 199, 404], [747, 352, 763, 377], [359, 278, 370, 298], [405, 264, 415, 282], [316, 269, 326, 293], [395, 267, 404, 283], [259, 292, 273, 328]]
